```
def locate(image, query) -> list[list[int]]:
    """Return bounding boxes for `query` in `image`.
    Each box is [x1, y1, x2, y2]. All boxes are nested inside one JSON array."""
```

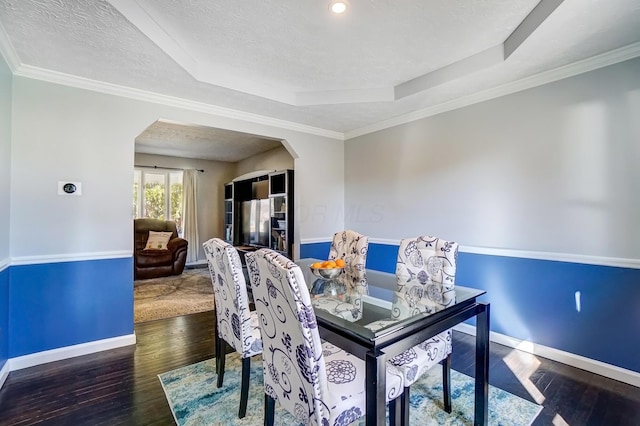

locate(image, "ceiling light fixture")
[[329, 0, 349, 14]]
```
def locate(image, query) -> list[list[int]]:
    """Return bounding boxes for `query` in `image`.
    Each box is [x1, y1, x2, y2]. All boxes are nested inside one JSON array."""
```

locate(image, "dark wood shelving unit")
[[223, 169, 294, 259], [268, 169, 294, 258]]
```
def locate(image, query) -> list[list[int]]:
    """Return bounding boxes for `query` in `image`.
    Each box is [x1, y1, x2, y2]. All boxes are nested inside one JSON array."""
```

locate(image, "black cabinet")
[[223, 183, 233, 243], [224, 169, 294, 259], [269, 170, 294, 258]]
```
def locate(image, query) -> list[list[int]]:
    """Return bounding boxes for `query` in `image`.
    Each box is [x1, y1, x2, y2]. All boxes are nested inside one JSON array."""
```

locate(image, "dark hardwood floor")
[[1, 311, 639, 425]]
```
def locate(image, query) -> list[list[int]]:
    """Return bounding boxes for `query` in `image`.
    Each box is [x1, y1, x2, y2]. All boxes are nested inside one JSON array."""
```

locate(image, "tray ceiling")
[[1, 0, 639, 157]]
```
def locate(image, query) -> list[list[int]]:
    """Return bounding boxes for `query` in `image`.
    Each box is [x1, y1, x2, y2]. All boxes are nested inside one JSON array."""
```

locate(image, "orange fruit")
[[312, 262, 322, 269], [335, 259, 346, 267], [321, 261, 331, 268]]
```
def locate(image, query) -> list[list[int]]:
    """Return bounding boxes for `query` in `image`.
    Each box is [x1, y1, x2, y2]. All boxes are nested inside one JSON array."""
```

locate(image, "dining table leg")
[[474, 302, 490, 426], [365, 351, 386, 426]]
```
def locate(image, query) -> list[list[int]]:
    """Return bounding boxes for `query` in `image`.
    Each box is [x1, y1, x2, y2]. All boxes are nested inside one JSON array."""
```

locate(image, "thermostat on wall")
[[58, 181, 82, 196]]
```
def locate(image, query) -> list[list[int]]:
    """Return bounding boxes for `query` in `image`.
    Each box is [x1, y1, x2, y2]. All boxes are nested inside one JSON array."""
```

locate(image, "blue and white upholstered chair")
[[387, 235, 458, 424], [318, 230, 369, 322], [245, 248, 404, 426], [202, 238, 263, 419], [328, 229, 368, 289]]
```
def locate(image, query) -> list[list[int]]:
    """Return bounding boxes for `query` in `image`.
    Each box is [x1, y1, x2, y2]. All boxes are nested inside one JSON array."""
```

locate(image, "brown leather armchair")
[[134, 218, 188, 280]]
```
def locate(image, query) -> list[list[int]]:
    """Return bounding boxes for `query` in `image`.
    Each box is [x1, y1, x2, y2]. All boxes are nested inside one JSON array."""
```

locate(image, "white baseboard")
[[8, 333, 136, 372], [0, 360, 9, 390], [454, 323, 640, 388]]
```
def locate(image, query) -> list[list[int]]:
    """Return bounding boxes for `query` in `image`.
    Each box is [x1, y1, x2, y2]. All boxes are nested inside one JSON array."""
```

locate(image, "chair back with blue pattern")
[[394, 236, 459, 316], [328, 230, 369, 295], [203, 238, 258, 357], [246, 249, 330, 425]]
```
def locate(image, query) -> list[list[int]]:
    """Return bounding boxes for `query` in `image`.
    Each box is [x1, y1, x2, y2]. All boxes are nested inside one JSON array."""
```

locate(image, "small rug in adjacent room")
[[159, 353, 542, 426], [134, 267, 214, 323]]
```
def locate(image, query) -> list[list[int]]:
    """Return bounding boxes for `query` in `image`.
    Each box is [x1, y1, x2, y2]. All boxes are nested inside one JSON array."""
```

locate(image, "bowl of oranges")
[[310, 259, 346, 279]]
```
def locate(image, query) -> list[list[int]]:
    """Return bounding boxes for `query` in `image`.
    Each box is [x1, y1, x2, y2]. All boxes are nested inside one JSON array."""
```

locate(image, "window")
[[133, 168, 183, 235]]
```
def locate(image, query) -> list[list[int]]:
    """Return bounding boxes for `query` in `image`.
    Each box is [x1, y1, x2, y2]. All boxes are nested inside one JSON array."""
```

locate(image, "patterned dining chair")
[[328, 229, 368, 285], [245, 248, 404, 426], [388, 235, 458, 424], [323, 230, 369, 321], [202, 238, 263, 419]]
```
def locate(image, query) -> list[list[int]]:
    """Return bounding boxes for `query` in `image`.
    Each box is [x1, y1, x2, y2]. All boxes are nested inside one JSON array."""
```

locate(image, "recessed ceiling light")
[[329, 0, 349, 14]]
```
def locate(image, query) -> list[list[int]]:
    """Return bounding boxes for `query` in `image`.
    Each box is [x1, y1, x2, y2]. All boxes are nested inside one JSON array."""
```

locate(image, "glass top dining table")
[[296, 258, 491, 426]]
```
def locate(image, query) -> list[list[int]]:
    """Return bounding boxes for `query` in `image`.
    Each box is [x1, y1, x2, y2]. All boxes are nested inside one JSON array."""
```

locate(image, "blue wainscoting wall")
[[9, 257, 134, 358], [299, 242, 332, 261], [301, 242, 640, 373], [0, 265, 8, 371], [456, 252, 640, 373]]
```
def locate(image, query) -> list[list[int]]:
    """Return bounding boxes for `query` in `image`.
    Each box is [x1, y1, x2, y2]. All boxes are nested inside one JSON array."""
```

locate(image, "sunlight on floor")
[[553, 413, 570, 425], [503, 342, 546, 404]]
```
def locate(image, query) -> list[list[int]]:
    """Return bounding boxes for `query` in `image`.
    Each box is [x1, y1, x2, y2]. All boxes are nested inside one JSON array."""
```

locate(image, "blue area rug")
[[159, 353, 542, 425]]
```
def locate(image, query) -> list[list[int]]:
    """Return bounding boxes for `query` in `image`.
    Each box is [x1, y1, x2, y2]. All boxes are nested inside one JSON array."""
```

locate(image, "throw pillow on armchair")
[[144, 231, 173, 250]]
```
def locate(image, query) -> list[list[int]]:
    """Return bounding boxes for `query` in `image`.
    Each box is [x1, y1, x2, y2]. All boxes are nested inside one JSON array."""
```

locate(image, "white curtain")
[[182, 169, 199, 263]]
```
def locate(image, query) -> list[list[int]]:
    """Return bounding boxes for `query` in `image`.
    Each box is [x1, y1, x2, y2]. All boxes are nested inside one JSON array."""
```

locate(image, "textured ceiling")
[[135, 120, 282, 162], [1, 0, 639, 159]]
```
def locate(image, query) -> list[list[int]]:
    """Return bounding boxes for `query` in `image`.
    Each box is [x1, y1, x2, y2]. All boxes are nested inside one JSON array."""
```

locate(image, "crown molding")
[[12, 65, 344, 141], [345, 41, 640, 139], [5, 36, 640, 143]]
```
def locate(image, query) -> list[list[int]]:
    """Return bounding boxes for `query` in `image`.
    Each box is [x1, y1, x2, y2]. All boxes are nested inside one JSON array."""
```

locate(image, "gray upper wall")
[[9, 76, 344, 260], [0, 53, 11, 262], [345, 57, 640, 259]]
